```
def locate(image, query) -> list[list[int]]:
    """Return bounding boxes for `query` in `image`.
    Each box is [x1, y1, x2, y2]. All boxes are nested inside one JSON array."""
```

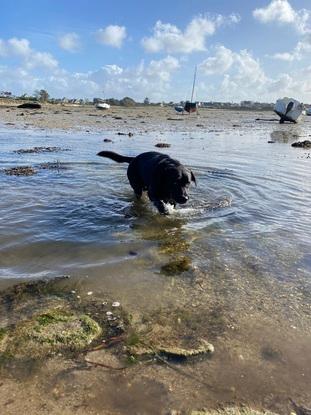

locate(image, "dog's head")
[[158, 164, 196, 205]]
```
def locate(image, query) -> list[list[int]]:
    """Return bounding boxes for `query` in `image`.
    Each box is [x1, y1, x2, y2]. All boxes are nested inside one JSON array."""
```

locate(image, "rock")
[[0, 277, 129, 363], [17, 102, 41, 109], [1, 308, 102, 359], [38, 162, 67, 171], [291, 140, 311, 148], [3, 166, 37, 176], [103, 138, 113, 143], [129, 338, 214, 360], [290, 399, 311, 415], [117, 132, 134, 136], [14, 146, 67, 154], [155, 143, 171, 148], [190, 407, 279, 415]]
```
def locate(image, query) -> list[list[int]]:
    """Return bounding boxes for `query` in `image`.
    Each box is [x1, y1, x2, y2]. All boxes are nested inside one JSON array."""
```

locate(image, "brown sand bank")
[[0, 101, 278, 133]]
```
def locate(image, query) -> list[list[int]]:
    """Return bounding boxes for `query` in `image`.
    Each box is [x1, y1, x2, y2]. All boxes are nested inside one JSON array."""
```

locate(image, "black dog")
[[97, 151, 196, 214]]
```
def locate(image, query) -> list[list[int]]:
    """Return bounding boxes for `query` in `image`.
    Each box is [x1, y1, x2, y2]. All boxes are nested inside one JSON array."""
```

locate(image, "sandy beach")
[[0, 101, 279, 134]]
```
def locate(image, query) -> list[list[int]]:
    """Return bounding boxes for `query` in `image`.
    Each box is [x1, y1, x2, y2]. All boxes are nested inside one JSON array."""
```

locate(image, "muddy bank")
[[0, 102, 300, 134]]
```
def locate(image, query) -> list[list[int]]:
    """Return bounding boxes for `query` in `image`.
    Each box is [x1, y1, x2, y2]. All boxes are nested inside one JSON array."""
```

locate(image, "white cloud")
[[270, 33, 311, 61], [103, 64, 123, 75], [8, 38, 32, 56], [199, 46, 265, 85], [198, 47, 269, 101], [86, 55, 180, 100], [199, 45, 235, 75], [142, 14, 240, 54], [58, 33, 80, 52], [27, 51, 58, 70], [253, 0, 311, 34], [0, 37, 58, 70], [96, 25, 127, 48], [0, 54, 180, 101]]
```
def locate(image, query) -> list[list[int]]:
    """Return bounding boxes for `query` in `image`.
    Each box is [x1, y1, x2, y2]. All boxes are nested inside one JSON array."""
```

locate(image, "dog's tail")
[[97, 151, 134, 163]]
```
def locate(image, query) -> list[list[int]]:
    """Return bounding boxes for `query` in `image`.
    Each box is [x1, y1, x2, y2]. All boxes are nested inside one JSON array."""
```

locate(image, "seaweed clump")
[[3, 166, 37, 176], [0, 277, 128, 363], [2, 308, 102, 359]]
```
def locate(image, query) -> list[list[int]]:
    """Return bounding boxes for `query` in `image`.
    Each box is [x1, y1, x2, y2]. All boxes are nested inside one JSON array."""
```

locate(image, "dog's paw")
[[153, 200, 170, 215]]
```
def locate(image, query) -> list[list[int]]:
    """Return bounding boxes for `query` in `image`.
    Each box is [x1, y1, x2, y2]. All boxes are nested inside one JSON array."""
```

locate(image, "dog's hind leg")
[[127, 164, 144, 199], [132, 184, 143, 199]]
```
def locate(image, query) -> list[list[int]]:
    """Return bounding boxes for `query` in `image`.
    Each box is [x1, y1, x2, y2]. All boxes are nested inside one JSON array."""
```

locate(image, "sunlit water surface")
[[1, 126, 310, 286]]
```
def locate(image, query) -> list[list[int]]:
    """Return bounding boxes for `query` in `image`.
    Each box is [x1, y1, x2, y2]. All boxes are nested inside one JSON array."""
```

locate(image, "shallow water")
[[0, 122, 311, 412], [1, 126, 310, 283]]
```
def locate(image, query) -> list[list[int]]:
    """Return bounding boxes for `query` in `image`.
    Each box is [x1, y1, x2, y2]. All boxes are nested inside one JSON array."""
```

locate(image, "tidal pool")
[[0, 122, 310, 414]]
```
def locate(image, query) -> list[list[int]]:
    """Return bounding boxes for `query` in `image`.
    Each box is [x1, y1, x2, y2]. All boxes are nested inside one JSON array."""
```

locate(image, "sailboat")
[[174, 66, 198, 114], [184, 66, 198, 113]]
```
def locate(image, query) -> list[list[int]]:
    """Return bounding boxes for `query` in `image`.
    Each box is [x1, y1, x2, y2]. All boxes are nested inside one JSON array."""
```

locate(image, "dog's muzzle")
[[177, 195, 189, 204]]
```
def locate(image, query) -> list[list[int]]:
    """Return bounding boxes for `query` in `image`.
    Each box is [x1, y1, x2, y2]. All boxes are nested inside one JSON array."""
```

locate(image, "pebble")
[[87, 291, 93, 296], [112, 301, 120, 307]]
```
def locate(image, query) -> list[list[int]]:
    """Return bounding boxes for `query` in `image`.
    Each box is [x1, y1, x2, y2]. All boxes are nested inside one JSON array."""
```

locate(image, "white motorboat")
[[274, 97, 303, 123]]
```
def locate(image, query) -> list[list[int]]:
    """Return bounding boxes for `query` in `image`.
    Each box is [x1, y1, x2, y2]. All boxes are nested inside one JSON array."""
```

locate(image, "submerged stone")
[[0, 277, 128, 363], [129, 338, 214, 361], [2, 308, 102, 359]]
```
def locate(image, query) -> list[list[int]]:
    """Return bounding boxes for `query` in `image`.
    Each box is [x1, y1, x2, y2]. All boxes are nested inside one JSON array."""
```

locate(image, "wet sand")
[[0, 103, 311, 415], [0, 101, 280, 134]]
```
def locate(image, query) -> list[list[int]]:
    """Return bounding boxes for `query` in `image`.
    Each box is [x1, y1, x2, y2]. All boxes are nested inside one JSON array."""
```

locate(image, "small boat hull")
[[184, 101, 197, 113], [96, 103, 110, 110], [274, 97, 303, 123], [175, 105, 184, 113]]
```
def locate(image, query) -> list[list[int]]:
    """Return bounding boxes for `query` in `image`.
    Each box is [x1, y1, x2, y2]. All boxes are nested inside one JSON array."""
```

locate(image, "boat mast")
[[190, 66, 197, 103]]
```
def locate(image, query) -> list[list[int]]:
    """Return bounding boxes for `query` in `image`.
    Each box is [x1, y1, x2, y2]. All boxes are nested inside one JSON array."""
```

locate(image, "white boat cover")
[[274, 97, 303, 122]]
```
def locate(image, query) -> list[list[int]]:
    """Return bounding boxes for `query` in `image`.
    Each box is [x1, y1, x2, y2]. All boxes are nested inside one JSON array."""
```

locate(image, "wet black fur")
[[97, 151, 196, 214]]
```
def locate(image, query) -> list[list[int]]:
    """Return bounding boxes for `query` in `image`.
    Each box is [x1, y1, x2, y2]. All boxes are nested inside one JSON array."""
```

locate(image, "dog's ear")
[[190, 170, 197, 186]]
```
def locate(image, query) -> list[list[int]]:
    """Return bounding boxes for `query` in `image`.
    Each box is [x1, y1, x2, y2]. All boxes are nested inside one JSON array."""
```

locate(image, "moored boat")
[[96, 102, 110, 110], [274, 97, 303, 123]]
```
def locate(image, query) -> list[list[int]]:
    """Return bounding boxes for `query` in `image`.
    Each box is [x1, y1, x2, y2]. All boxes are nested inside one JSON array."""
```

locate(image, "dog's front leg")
[[153, 200, 169, 215], [148, 186, 169, 215]]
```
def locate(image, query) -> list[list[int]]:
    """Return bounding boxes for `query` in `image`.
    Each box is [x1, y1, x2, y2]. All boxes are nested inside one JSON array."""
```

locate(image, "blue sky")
[[1, 0, 311, 102]]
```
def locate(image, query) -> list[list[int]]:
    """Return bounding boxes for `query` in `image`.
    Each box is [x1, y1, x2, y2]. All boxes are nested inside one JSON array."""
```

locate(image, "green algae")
[[0, 277, 129, 364], [161, 256, 192, 275], [0, 327, 7, 341], [3, 308, 102, 359]]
